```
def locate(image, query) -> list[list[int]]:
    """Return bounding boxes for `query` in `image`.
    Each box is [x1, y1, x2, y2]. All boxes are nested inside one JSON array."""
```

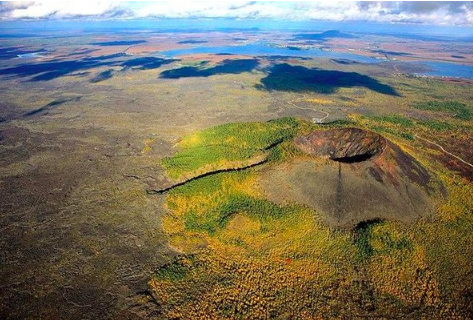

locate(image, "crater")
[[294, 128, 386, 163], [261, 128, 443, 228]]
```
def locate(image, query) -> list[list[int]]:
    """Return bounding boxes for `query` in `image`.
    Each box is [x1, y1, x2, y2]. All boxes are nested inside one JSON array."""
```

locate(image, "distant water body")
[[160, 44, 380, 63], [17, 52, 43, 59], [160, 44, 473, 79], [419, 61, 473, 79]]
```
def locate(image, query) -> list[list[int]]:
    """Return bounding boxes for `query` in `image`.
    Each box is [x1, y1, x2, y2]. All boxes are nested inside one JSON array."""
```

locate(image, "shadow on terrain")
[[69, 71, 91, 77], [90, 69, 114, 83], [89, 57, 178, 82], [353, 219, 384, 258], [373, 50, 412, 56], [261, 55, 311, 61], [287, 46, 303, 51], [159, 58, 259, 79], [51, 49, 101, 60], [0, 47, 46, 60], [0, 54, 125, 81], [0, 33, 39, 38], [0, 54, 177, 82], [65, 49, 100, 57], [92, 40, 147, 46], [178, 40, 208, 44], [122, 57, 178, 70], [257, 63, 400, 96], [331, 59, 360, 65], [24, 97, 81, 117]]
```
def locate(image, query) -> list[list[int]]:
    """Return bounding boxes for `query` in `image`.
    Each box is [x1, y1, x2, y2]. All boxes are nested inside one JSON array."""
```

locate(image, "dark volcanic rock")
[[294, 128, 386, 162]]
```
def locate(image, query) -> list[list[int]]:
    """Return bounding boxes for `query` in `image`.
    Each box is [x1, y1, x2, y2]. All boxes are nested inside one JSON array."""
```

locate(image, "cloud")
[[0, 1, 472, 26], [0, 1, 131, 19]]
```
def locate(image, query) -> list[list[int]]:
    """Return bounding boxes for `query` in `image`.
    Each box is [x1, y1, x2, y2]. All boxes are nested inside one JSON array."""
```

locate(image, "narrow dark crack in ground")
[[147, 157, 268, 195], [336, 162, 343, 224]]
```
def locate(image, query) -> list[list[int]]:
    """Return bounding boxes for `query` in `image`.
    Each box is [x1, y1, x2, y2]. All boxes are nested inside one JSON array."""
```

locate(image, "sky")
[[0, 1, 472, 26]]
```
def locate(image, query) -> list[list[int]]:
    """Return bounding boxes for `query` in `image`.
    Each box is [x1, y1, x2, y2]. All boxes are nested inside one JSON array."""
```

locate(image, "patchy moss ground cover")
[[161, 117, 299, 179], [414, 100, 472, 120]]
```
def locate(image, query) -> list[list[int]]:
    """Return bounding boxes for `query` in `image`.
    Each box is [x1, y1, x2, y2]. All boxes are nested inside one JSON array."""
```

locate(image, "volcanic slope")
[[262, 128, 440, 227]]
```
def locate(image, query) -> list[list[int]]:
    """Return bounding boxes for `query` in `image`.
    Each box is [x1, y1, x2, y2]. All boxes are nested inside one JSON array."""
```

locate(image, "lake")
[[418, 61, 473, 79], [159, 43, 473, 79], [160, 43, 381, 63]]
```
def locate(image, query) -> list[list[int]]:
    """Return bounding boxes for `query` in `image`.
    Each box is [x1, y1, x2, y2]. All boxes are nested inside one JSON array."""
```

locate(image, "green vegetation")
[[322, 119, 357, 128], [418, 119, 457, 131], [355, 220, 382, 259], [371, 126, 415, 141], [183, 193, 293, 235], [356, 114, 416, 141], [355, 220, 413, 260], [370, 114, 414, 127], [155, 256, 195, 281], [167, 167, 296, 236], [168, 171, 228, 197], [161, 117, 299, 178], [357, 112, 471, 142], [266, 140, 304, 162], [414, 100, 472, 120]]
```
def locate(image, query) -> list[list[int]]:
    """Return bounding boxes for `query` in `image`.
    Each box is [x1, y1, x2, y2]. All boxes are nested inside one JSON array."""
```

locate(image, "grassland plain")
[[1, 33, 473, 319], [152, 104, 473, 318]]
